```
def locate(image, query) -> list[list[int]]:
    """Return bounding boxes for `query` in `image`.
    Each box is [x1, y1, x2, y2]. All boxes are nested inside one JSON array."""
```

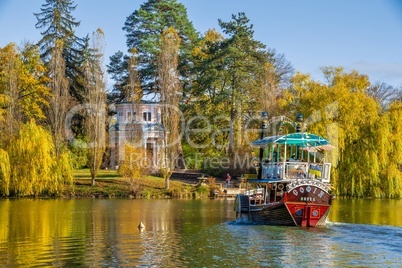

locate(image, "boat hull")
[[285, 202, 330, 227], [238, 203, 296, 226], [235, 185, 332, 227]]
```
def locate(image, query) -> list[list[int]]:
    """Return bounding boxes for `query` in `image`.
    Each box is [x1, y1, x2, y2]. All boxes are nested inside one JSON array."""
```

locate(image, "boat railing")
[[244, 189, 255, 195], [244, 188, 264, 195], [244, 188, 265, 205], [262, 162, 331, 182], [261, 163, 281, 179]]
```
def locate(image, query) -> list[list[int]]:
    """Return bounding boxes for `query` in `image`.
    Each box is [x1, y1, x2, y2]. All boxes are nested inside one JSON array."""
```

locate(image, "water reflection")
[[0, 199, 235, 267], [0, 198, 401, 267], [329, 198, 402, 226]]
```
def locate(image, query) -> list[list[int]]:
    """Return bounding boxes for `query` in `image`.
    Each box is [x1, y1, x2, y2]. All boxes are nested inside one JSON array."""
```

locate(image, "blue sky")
[[1, 0, 402, 87]]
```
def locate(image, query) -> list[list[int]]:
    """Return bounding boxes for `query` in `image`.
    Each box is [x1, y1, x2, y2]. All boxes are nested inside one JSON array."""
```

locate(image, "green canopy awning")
[[252, 132, 332, 150]]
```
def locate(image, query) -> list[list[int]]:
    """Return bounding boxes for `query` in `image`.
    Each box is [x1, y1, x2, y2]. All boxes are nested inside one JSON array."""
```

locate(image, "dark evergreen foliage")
[[34, 0, 85, 102], [106, 51, 129, 103], [119, 0, 198, 96]]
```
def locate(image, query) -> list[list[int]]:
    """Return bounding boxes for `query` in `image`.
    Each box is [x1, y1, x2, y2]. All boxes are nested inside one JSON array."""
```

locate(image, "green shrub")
[[195, 184, 210, 198]]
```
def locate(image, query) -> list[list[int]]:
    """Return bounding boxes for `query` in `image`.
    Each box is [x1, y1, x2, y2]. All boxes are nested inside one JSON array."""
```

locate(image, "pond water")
[[0, 198, 401, 267]]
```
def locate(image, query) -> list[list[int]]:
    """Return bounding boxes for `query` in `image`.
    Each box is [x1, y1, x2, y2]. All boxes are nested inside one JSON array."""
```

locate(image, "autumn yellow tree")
[[125, 49, 144, 147], [379, 101, 402, 198], [47, 40, 70, 156], [118, 144, 149, 181], [0, 148, 10, 196], [0, 43, 50, 141], [158, 27, 182, 189], [4, 121, 72, 197], [81, 29, 107, 186], [281, 67, 395, 198], [0, 43, 73, 197]]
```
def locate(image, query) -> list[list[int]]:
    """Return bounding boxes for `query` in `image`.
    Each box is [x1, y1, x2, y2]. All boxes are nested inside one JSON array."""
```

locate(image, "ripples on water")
[[0, 199, 401, 267], [169, 221, 401, 268], [227, 222, 402, 267]]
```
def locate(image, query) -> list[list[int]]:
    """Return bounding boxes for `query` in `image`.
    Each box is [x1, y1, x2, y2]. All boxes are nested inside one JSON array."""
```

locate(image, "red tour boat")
[[234, 114, 334, 227]]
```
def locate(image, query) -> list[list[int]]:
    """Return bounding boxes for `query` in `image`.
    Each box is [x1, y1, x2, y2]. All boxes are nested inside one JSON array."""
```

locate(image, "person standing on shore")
[[226, 173, 231, 187]]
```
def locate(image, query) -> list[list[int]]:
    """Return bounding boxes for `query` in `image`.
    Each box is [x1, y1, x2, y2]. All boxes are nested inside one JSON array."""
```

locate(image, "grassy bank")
[[69, 169, 203, 199]]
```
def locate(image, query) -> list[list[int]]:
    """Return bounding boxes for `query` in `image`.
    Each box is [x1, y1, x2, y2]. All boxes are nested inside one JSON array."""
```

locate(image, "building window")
[[118, 112, 123, 122], [143, 112, 151, 122], [127, 111, 131, 123]]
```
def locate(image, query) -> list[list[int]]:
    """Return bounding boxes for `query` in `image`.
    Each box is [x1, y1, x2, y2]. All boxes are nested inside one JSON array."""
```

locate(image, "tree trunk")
[[229, 106, 236, 156]]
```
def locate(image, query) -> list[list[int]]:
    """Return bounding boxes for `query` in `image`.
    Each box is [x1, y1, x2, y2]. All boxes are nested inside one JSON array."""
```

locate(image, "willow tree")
[[282, 67, 385, 197], [322, 68, 382, 197], [0, 43, 51, 197], [0, 148, 10, 196], [379, 101, 402, 198], [158, 28, 181, 189], [81, 29, 107, 186], [5, 121, 72, 197]]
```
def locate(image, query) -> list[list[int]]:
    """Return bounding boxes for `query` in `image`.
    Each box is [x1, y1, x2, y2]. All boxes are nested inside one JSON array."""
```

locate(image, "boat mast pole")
[[295, 113, 303, 159], [258, 112, 268, 180]]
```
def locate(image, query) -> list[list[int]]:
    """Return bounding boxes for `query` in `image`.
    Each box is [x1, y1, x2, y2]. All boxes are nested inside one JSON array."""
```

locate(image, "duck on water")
[[234, 113, 334, 227]]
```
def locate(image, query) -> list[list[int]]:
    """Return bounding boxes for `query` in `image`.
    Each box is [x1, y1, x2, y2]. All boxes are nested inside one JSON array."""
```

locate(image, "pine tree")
[[186, 18, 292, 168], [112, 0, 198, 97], [216, 12, 267, 155], [107, 51, 128, 103], [34, 0, 84, 101]]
